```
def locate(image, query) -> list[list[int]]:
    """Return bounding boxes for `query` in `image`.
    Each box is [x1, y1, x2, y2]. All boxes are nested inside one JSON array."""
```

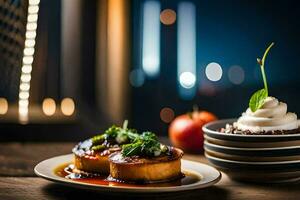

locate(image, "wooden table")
[[1, 142, 299, 200]]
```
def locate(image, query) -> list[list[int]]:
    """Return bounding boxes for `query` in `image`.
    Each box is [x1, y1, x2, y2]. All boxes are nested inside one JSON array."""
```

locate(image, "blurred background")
[[0, 0, 300, 141]]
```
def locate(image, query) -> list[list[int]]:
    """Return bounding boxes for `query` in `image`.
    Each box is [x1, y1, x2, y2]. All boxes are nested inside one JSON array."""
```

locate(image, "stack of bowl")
[[203, 119, 300, 183]]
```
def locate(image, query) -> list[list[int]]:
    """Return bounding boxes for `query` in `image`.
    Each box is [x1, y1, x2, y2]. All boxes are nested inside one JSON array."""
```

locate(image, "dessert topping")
[[249, 42, 274, 112]]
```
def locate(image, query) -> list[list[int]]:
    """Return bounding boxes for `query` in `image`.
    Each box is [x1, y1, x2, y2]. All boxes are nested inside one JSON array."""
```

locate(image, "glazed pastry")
[[108, 132, 183, 183], [109, 147, 183, 183], [72, 122, 138, 174]]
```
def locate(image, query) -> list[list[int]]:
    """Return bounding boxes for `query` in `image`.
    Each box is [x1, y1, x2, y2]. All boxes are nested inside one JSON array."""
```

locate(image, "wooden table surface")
[[1, 142, 300, 200]]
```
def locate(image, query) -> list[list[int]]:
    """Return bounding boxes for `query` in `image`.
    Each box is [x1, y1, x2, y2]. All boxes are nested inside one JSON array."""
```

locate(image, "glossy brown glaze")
[[54, 163, 200, 187], [109, 147, 183, 165], [72, 139, 121, 174], [108, 147, 183, 182]]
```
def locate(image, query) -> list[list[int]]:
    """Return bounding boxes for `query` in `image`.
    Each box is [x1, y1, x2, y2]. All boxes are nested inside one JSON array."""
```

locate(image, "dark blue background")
[[131, 0, 300, 134]]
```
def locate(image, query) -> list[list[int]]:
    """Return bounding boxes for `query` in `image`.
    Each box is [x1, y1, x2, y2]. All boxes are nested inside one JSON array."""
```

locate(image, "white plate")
[[34, 154, 221, 193], [204, 140, 300, 151], [205, 152, 300, 165], [203, 119, 300, 141], [204, 134, 300, 148]]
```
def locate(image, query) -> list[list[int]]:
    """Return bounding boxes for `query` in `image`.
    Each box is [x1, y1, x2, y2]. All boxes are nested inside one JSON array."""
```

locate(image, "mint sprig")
[[249, 89, 268, 112], [249, 42, 274, 112]]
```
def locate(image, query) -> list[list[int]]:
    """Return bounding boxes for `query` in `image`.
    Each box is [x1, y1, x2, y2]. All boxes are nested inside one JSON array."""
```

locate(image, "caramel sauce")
[[54, 163, 201, 187]]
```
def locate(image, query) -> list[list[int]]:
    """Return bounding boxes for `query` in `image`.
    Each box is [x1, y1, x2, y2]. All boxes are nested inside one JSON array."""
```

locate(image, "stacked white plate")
[[203, 119, 300, 183]]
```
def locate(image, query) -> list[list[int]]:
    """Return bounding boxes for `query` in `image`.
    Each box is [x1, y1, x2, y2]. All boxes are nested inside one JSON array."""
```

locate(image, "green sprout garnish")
[[249, 42, 274, 112], [91, 145, 106, 151], [90, 120, 168, 157], [91, 120, 138, 147], [122, 132, 167, 157]]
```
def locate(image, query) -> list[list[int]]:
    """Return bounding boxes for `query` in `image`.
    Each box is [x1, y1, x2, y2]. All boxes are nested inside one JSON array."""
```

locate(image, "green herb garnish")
[[90, 120, 168, 157], [91, 145, 106, 151], [122, 132, 167, 157], [92, 125, 120, 145], [91, 120, 139, 149], [249, 42, 274, 112]]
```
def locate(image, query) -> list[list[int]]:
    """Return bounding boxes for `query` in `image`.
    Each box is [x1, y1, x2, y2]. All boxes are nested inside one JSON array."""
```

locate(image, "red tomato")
[[196, 111, 218, 124], [169, 111, 217, 153]]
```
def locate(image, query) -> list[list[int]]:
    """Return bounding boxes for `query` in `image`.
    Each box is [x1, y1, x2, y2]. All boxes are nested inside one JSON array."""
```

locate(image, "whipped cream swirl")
[[234, 97, 299, 132]]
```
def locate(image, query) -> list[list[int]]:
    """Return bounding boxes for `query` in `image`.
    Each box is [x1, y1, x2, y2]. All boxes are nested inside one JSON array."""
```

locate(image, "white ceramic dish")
[[34, 154, 221, 193], [205, 153, 300, 183], [203, 119, 300, 142], [205, 152, 300, 173], [205, 152, 300, 165], [204, 134, 300, 148], [205, 148, 300, 162], [204, 140, 300, 158]]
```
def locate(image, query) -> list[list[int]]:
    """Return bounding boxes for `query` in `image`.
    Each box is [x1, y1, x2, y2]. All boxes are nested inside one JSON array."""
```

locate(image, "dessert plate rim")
[[203, 118, 300, 138], [34, 154, 221, 193], [205, 152, 300, 165], [204, 134, 300, 148], [204, 148, 300, 162], [204, 140, 300, 150]]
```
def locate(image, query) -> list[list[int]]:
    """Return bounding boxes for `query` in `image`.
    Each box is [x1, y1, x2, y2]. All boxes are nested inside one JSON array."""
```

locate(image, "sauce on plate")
[[54, 163, 201, 187]]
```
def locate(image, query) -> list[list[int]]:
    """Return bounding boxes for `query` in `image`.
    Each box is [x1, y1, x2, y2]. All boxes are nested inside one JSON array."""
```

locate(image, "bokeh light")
[[26, 23, 37, 30], [129, 69, 145, 87], [23, 56, 34, 64], [160, 9, 176, 25], [19, 99, 29, 107], [28, 5, 39, 14], [0, 98, 8, 115], [25, 39, 35, 47], [42, 98, 56, 116], [21, 74, 31, 82], [21, 65, 32, 73], [24, 48, 35, 56], [228, 65, 245, 85], [61, 98, 75, 116], [205, 62, 223, 82], [19, 106, 28, 123], [26, 31, 36, 39], [142, 0, 161, 77], [177, 2, 196, 99], [29, 0, 40, 5], [20, 83, 30, 91], [27, 14, 38, 22], [19, 91, 29, 99], [179, 72, 196, 89], [160, 107, 175, 123]]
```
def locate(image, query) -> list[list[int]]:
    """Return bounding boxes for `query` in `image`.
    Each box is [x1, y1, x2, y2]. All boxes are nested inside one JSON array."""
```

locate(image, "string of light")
[[18, 0, 40, 123]]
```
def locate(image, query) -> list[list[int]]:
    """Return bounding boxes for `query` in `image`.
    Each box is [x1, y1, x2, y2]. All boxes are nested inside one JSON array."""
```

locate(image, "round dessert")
[[221, 97, 300, 135], [221, 43, 300, 135], [73, 139, 121, 174], [72, 123, 139, 174], [72, 122, 185, 182], [109, 147, 183, 183]]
